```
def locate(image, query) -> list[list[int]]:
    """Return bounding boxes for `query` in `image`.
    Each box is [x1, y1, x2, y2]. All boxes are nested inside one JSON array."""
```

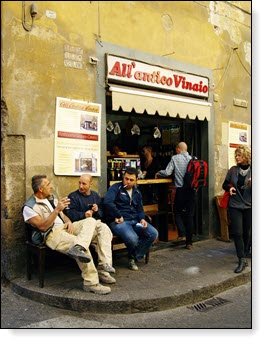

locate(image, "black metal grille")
[[188, 297, 232, 312]]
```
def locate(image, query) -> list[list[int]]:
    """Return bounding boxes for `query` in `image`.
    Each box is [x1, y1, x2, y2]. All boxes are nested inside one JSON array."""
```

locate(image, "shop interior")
[[106, 104, 208, 242]]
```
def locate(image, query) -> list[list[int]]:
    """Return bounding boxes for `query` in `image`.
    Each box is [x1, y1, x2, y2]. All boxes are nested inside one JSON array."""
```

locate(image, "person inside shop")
[[155, 142, 194, 249], [140, 145, 160, 204], [222, 145, 251, 273], [64, 174, 116, 284], [103, 167, 158, 271], [22, 174, 112, 295], [140, 145, 160, 179], [111, 144, 124, 156]]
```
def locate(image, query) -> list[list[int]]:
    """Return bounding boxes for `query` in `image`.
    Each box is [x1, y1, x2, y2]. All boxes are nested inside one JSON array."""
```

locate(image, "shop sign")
[[64, 44, 84, 70], [107, 54, 209, 98]]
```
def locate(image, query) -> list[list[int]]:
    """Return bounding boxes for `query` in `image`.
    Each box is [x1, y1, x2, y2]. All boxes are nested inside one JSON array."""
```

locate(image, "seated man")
[[22, 175, 112, 295], [103, 167, 158, 271], [64, 174, 115, 284]]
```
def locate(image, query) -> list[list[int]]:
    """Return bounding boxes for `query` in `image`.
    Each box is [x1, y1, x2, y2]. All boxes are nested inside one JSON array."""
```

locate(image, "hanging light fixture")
[[153, 127, 161, 138], [114, 122, 121, 135], [131, 124, 140, 135], [106, 120, 114, 132]]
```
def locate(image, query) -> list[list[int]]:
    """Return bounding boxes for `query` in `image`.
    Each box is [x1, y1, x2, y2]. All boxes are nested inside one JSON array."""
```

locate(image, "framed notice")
[[54, 97, 101, 176], [228, 121, 250, 168]]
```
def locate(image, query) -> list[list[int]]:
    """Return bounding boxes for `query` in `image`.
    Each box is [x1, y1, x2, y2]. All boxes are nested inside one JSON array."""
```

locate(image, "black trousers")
[[228, 207, 252, 259], [174, 187, 196, 245]]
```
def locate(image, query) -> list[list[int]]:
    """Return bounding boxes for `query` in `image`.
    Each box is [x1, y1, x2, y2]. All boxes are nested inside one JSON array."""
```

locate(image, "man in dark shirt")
[[65, 174, 116, 284], [156, 142, 195, 249]]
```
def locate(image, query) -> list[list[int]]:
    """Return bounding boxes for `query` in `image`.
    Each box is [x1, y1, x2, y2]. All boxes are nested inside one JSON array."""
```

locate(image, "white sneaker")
[[83, 283, 111, 294], [98, 271, 116, 284], [128, 259, 138, 271], [98, 263, 116, 273]]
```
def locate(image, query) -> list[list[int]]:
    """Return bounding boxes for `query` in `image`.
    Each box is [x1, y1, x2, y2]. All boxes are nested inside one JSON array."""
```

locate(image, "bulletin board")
[[54, 97, 101, 176], [228, 121, 250, 168]]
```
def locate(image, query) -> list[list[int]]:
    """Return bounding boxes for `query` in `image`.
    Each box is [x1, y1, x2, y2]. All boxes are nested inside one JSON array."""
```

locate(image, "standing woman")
[[222, 145, 252, 273]]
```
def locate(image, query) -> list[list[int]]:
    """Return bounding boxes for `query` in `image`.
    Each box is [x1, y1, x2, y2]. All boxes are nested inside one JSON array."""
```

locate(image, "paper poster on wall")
[[54, 97, 101, 176], [228, 121, 249, 168]]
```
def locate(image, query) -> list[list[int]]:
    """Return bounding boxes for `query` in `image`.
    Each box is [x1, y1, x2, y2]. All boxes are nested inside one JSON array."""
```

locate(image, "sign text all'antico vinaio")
[[107, 55, 209, 98]]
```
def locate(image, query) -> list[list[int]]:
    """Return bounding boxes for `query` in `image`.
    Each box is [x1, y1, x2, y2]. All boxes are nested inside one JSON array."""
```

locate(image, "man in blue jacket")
[[103, 167, 158, 271]]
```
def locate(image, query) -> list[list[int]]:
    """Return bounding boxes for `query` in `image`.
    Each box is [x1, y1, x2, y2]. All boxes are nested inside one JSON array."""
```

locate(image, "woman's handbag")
[[219, 191, 230, 209]]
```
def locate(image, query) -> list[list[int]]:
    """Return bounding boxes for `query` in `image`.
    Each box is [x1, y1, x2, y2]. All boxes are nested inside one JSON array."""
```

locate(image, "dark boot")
[[234, 258, 247, 273]]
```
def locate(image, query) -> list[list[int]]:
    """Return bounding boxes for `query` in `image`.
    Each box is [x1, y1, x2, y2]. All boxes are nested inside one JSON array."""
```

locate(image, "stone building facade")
[[1, 1, 251, 279]]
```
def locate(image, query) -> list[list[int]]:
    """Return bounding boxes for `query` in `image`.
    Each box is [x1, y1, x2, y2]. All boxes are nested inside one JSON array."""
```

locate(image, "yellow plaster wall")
[[1, 1, 251, 277], [2, 0, 251, 196]]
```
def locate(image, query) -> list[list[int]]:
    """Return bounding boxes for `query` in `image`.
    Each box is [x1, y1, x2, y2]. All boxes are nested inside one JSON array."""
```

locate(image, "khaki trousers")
[[46, 217, 112, 286], [92, 220, 113, 267]]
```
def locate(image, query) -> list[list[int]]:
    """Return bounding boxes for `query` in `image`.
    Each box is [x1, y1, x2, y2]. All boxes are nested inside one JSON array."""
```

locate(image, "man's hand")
[[115, 217, 124, 224], [229, 186, 237, 196], [85, 210, 94, 218], [64, 221, 74, 234], [85, 203, 98, 218], [91, 204, 98, 212], [140, 219, 148, 228], [56, 197, 70, 212]]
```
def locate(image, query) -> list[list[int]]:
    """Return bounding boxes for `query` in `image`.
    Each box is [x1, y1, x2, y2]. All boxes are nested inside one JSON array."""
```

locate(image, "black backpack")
[[183, 157, 208, 191]]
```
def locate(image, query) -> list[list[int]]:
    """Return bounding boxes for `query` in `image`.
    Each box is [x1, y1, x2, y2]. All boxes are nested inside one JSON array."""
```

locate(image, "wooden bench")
[[143, 204, 169, 242], [25, 223, 150, 288], [25, 224, 85, 288], [26, 239, 47, 288]]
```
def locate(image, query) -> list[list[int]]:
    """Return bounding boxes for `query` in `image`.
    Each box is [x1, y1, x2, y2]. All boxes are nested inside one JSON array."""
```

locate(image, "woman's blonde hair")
[[235, 145, 251, 165]]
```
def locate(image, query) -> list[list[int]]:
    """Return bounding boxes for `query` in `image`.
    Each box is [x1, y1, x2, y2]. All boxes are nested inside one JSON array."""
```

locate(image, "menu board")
[[228, 121, 250, 168], [54, 97, 101, 176]]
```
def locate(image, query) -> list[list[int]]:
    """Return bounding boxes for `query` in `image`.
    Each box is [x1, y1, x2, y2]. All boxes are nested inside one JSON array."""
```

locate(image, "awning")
[[109, 85, 211, 121]]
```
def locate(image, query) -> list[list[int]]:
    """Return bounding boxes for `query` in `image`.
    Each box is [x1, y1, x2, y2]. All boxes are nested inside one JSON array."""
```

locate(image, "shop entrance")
[[105, 106, 209, 242]]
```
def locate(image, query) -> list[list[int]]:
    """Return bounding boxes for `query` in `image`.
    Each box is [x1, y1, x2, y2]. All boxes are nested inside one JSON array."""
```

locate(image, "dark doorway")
[[105, 103, 209, 240]]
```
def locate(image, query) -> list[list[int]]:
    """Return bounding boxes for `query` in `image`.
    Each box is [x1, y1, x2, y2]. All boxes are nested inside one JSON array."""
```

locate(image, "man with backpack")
[[156, 142, 195, 249]]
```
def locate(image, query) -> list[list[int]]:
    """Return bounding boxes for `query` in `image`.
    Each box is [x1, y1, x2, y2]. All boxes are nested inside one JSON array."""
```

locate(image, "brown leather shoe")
[[185, 244, 193, 250]]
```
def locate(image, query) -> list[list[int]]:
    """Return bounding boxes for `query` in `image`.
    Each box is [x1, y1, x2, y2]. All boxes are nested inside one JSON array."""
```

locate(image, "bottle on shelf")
[[107, 156, 141, 184]]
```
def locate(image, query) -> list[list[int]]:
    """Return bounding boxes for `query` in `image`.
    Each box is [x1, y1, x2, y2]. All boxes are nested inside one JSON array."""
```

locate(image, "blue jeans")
[[109, 220, 158, 260]]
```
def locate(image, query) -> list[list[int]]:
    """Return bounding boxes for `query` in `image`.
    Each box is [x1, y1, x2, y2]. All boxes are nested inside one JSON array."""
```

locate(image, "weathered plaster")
[[209, 1, 246, 45], [26, 138, 54, 166], [1, 1, 251, 279], [244, 41, 251, 65]]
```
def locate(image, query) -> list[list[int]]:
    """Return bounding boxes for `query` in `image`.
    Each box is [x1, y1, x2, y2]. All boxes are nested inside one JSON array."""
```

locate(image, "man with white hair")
[[156, 142, 195, 249], [22, 174, 112, 295]]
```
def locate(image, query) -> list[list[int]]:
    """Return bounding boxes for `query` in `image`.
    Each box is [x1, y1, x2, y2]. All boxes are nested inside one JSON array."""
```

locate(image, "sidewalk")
[[9, 239, 251, 314]]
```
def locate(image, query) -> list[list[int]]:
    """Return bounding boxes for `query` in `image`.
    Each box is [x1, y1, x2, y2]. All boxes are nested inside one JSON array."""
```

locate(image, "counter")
[[109, 178, 172, 186]]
